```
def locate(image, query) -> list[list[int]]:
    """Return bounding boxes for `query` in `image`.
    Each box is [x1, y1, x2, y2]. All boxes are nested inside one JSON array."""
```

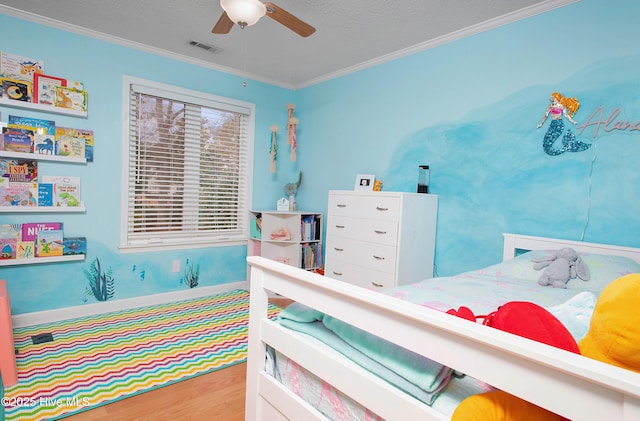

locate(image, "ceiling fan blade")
[[212, 11, 234, 34], [263, 2, 315, 37]]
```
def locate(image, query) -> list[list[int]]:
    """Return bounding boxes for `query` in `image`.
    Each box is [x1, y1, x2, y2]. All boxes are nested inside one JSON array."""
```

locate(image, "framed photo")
[[34, 73, 66, 105], [354, 174, 375, 191]]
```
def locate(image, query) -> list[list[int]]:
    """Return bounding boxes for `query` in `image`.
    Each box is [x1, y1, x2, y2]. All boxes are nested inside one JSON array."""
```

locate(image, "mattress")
[[270, 249, 640, 420]]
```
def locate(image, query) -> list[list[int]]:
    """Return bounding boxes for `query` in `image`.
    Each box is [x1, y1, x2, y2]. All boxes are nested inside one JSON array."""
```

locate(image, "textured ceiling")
[[0, 0, 576, 88]]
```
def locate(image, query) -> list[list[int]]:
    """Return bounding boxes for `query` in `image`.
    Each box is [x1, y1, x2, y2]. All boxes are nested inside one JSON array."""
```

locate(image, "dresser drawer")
[[324, 261, 394, 289], [328, 193, 400, 221], [326, 215, 398, 246], [325, 237, 397, 274]]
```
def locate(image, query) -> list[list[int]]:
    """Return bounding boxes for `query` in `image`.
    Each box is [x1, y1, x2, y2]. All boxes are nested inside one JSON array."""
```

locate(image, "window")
[[120, 76, 254, 252]]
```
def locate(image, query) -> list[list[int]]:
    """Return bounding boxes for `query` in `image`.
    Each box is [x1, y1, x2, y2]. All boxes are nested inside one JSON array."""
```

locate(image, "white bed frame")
[[245, 233, 640, 420]]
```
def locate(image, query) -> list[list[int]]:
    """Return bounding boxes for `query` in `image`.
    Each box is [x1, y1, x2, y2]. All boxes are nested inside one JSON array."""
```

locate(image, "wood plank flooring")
[[63, 362, 246, 421]]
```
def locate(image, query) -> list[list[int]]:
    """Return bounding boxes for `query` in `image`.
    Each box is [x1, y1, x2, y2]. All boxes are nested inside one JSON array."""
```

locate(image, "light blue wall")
[[2, 0, 640, 314], [294, 0, 640, 275], [0, 13, 299, 314]]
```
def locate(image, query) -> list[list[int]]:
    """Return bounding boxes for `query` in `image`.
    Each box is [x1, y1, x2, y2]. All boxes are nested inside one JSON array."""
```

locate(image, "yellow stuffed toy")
[[452, 273, 640, 420], [579, 273, 640, 372]]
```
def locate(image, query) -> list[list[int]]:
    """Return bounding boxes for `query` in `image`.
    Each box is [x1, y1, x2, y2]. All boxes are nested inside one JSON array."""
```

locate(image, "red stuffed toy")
[[447, 302, 579, 421]]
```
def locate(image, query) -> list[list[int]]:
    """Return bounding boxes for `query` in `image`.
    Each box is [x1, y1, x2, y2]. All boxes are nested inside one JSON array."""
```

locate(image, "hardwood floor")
[[63, 363, 247, 421]]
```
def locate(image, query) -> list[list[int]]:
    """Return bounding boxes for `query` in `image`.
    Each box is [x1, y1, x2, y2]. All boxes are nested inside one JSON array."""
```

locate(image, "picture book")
[[55, 127, 93, 161], [0, 238, 17, 260], [0, 182, 38, 206], [54, 86, 87, 111], [56, 136, 85, 158], [66, 80, 84, 91], [0, 158, 38, 183], [2, 128, 33, 153], [16, 241, 35, 259], [63, 237, 86, 255], [36, 229, 64, 257], [38, 183, 53, 206], [8, 115, 55, 135], [41, 175, 81, 206], [22, 222, 63, 242], [34, 133, 56, 155], [1, 78, 31, 102], [0, 223, 21, 240], [33, 73, 66, 105], [0, 52, 44, 85]]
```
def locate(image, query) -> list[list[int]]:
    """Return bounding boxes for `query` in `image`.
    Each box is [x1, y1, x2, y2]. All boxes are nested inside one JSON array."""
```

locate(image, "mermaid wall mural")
[[537, 92, 592, 156]]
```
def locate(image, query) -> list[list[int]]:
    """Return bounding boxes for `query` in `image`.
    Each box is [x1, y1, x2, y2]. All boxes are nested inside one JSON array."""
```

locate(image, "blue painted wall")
[[294, 0, 640, 275], [2, 0, 640, 314]]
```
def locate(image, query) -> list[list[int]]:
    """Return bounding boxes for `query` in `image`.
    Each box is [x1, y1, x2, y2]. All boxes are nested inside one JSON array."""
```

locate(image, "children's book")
[[56, 136, 85, 158], [33, 73, 66, 105], [0, 52, 44, 86], [66, 80, 84, 91], [36, 229, 64, 257], [55, 127, 93, 161], [22, 222, 63, 242], [34, 133, 56, 155], [54, 86, 87, 111], [0, 238, 17, 259], [16, 241, 35, 259], [8, 115, 55, 135], [1, 78, 31, 102], [0, 158, 38, 183], [2, 128, 33, 153], [41, 175, 81, 206], [38, 183, 53, 206], [0, 182, 38, 206], [0, 224, 21, 240], [63, 237, 86, 255]]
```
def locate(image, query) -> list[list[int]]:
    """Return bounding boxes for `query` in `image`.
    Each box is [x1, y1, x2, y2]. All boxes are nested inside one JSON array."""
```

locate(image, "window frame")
[[119, 75, 254, 253]]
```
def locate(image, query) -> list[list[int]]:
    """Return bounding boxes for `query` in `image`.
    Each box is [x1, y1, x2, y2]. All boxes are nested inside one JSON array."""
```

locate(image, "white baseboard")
[[12, 281, 248, 328]]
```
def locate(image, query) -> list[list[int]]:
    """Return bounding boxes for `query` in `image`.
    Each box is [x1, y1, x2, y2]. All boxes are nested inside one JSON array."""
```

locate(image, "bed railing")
[[245, 255, 640, 421]]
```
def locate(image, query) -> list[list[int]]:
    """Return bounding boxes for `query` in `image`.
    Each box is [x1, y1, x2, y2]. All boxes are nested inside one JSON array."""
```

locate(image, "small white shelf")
[[0, 150, 87, 164], [0, 205, 86, 213], [0, 97, 87, 117], [0, 254, 85, 267]]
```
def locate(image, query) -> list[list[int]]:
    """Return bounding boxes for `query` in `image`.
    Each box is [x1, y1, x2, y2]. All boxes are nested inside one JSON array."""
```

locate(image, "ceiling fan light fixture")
[[220, 0, 266, 26]]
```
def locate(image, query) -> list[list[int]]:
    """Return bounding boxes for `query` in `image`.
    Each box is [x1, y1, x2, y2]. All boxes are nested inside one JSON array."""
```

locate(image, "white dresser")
[[324, 190, 438, 289]]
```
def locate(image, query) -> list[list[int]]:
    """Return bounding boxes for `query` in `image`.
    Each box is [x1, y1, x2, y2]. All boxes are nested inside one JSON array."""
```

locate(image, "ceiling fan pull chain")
[[242, 28, 248, 87]]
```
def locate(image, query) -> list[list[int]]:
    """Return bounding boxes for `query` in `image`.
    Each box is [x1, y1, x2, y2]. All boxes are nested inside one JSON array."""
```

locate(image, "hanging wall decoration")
[[286, 103, 298, 161], [269, 125, 278, 173], [536, 92, 592, 156], [289, 117, 298, 161]]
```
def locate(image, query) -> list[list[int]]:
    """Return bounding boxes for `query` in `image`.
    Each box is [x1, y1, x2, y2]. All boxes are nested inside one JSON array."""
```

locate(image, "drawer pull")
[[332, 271, 343, 276], [334, 247, 344, 252], [335, 225, 345, 229], [376, 206, 388, 211], [336, 204, 347, 208], [373, 255, 385, 260], [374, 230, 387, 235], [371, 281, 384, 288]]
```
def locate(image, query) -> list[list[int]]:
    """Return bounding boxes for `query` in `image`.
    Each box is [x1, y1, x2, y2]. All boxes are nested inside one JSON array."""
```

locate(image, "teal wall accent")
[[2, 0, 640, 314]]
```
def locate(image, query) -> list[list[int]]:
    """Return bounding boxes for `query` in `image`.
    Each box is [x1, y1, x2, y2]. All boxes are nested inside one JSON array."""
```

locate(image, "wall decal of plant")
[[184, 261, 200, 289], [83, 257, 115, 301]]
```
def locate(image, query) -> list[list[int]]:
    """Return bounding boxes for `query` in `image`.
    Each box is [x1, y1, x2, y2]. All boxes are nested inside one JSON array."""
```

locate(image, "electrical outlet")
[[172, 259, 180, 273]]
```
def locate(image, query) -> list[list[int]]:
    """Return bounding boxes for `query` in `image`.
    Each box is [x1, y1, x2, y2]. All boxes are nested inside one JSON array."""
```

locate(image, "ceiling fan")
[[212, 0, 315, 37]]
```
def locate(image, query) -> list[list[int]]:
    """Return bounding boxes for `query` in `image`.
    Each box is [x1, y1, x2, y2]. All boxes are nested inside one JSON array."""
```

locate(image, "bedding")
[[270, 249, 640, 420]]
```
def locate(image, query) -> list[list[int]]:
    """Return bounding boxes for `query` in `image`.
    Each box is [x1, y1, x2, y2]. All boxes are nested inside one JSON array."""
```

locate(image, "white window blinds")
[[121, 78, 253, 251]]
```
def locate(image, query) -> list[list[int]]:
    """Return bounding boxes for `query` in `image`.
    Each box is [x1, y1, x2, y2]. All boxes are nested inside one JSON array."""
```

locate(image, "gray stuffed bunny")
[[531, 247, 590, 288]]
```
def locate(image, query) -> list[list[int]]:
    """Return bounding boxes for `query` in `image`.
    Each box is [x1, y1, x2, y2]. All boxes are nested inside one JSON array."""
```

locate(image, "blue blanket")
[[278, 303, 453, 405]]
